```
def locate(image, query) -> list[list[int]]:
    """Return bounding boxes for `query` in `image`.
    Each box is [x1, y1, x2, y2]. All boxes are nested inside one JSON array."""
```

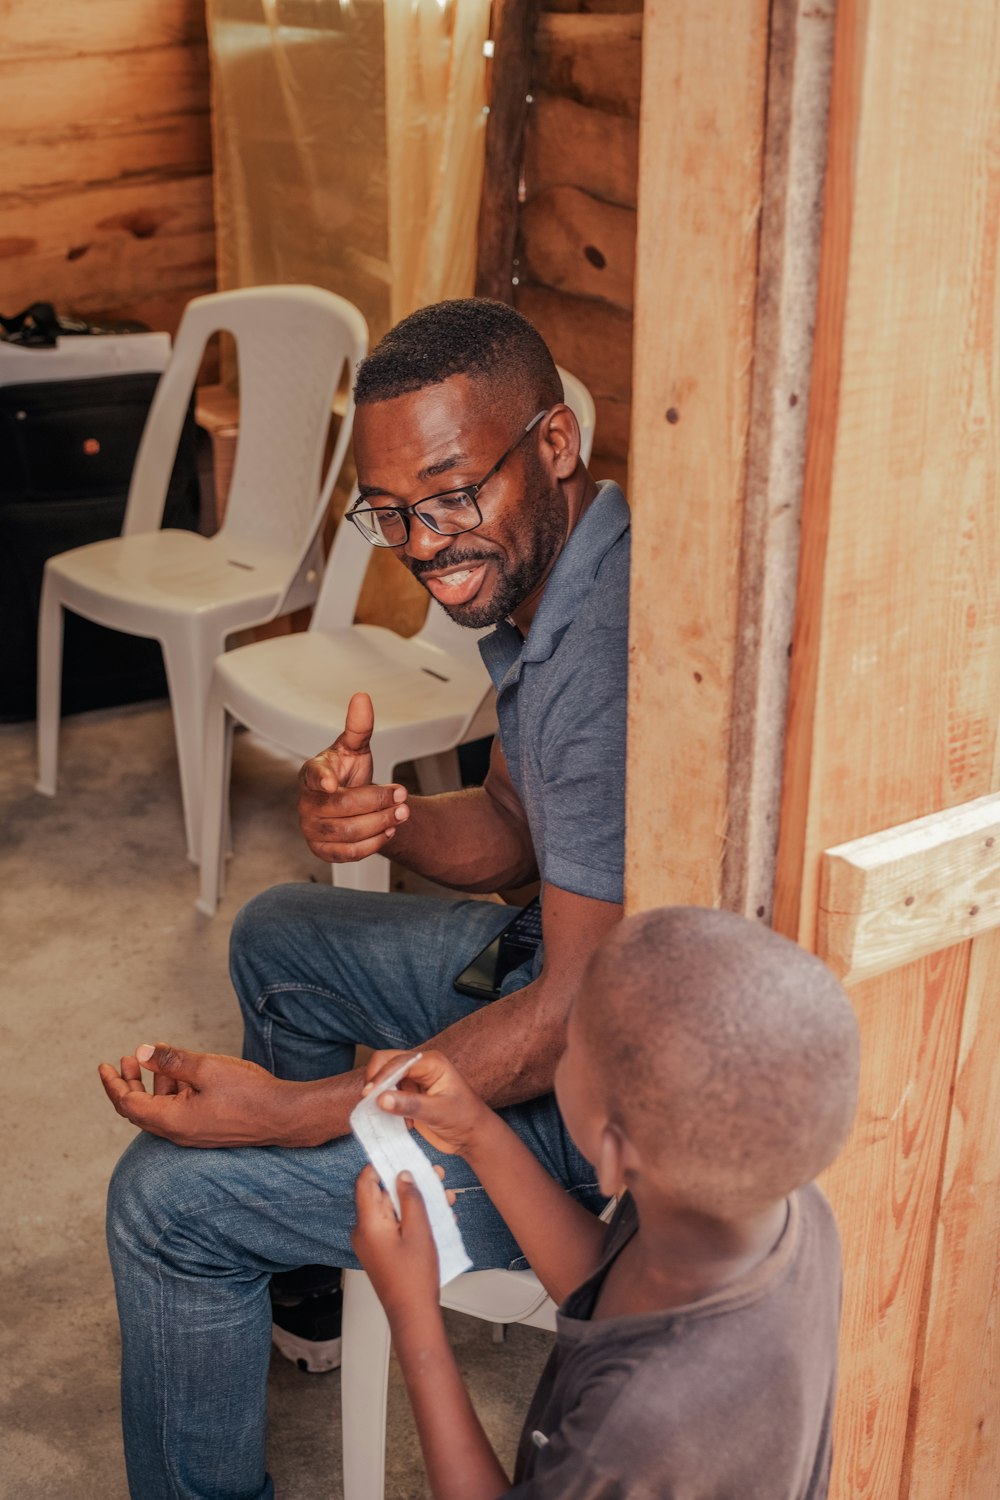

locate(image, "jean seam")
[[251, 982, 415, 1054]]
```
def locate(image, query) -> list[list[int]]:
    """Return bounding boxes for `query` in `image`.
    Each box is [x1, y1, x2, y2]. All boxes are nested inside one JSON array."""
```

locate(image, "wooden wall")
[[0, 0, 215, 336], [479, 0, 641, 490]]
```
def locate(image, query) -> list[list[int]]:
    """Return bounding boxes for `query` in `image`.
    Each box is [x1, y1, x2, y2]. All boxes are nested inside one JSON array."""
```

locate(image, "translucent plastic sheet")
[[206, 0, 490, 345]]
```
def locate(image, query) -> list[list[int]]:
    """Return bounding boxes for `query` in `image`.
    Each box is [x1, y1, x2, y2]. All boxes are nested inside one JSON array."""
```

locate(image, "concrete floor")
[[0, 700, 551, 1499]]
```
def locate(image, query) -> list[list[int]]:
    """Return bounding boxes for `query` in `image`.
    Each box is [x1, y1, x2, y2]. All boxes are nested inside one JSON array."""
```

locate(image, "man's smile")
[[420, 559, 490, 607]]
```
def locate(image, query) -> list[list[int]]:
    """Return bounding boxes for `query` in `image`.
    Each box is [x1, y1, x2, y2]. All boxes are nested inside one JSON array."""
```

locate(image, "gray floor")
[[0, 700, 551, 1499]]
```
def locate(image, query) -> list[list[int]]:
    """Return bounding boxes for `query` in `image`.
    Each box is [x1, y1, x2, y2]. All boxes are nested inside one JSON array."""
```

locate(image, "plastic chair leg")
[[161, 630, 223, 865], [331, 854, 393, 893], [35, 573, 65, 797], [341, 1270, 392, 1500], [196, 696, 235, 915], [414, 749, 462, 796]]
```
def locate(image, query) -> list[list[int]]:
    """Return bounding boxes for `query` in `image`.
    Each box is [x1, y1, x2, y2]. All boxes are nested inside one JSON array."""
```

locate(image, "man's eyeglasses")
[[347, 409, 549, 549]]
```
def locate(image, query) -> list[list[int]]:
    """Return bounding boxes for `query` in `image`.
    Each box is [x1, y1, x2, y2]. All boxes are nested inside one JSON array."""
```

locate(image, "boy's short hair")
[[578, 909, 860, 1216], [353, 298, 563, 413]]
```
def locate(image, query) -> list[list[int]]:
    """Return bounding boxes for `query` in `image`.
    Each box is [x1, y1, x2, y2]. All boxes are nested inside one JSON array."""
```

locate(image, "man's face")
[[352, 374, 568, 628]]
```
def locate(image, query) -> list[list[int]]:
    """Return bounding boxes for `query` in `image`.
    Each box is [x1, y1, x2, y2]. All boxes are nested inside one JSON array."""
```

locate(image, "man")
[[100, 298, 630, 1500]]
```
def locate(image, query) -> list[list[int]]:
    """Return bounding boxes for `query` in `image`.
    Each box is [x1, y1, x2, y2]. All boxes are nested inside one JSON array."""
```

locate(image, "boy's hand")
[[352, 1166, 441, 1328], [363, 1049, 493, 1157]]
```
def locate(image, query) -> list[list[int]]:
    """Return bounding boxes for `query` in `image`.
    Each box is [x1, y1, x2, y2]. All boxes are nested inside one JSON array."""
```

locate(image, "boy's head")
[[554, 908, 860, 1218]]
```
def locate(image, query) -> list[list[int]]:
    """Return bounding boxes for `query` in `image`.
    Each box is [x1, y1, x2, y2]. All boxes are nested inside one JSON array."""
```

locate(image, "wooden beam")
[[625, 0, 771, 911], [818, 795, 1000, 985], [475, 0, 541, 301]]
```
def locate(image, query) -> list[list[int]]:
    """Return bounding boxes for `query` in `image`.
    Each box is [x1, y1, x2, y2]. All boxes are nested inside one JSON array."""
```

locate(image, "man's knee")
[[106, 1133, 189, 1270]]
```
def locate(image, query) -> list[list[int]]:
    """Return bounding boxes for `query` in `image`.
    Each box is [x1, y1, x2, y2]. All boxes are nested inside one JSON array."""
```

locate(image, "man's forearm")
[[387, 787, 537, 892], [289, 973, 561, 1146]]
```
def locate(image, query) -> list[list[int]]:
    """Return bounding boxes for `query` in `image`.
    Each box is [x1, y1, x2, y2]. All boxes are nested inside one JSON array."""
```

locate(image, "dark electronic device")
[[453, 897, 543, 1001]]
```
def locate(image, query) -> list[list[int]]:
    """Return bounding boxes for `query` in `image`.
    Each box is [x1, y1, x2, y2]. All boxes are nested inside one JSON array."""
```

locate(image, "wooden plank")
[[768, 0, 1000, 1493], [719, 0, 836, 923], [475, 0, 542, 301], [0, 174, 216, 330], [625, 0, 770, 911], [901, 925, 1000, 1499], [3, 116, 213, 202], [1, 0, 207, 58], [819, 951, 968, 1500], [534, 12, 642, 118], [523, 93, 639, 208], [0, 48, 211, 152], [775, 0, 1000, 951], [519, 185, 635, 311], [514, 284, 631, 402], [817, 795, 1000, 985]]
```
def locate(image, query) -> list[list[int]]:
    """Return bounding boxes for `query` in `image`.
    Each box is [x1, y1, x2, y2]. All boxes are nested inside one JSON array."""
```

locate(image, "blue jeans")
[[107, 884, 603, 1500]]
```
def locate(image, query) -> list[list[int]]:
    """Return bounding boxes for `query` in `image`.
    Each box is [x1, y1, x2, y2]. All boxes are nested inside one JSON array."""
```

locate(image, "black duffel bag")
[[0, 372, 202, 721]]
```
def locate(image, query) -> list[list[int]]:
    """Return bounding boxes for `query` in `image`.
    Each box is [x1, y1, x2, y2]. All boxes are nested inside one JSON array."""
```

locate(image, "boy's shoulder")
[[510, 1186, 841, 1498]]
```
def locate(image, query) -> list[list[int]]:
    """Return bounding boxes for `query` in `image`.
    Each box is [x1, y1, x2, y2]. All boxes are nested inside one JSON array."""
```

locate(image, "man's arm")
[[98, 883, 622, 1153], [299, 701, 538, 893]]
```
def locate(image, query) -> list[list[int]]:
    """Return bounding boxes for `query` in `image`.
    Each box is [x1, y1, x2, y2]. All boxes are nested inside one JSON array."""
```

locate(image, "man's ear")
[[544, 403, 582, 479]]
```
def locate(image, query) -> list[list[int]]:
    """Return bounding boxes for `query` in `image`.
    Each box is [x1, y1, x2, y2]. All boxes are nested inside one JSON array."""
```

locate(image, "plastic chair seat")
[[44, 530, 300, 627], [212, 624, 491, 763]]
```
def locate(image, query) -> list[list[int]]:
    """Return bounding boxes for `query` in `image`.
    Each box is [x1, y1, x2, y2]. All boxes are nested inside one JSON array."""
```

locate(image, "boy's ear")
[[596, 1122, 628, 1200]]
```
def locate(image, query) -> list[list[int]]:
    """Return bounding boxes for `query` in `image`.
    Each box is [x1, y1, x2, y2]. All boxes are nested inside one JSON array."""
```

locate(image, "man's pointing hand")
[[297, 691, 410, 864]]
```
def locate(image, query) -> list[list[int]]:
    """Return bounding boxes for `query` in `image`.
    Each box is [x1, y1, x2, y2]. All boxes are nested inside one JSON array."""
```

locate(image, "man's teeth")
[[440, 568, 473, 586]]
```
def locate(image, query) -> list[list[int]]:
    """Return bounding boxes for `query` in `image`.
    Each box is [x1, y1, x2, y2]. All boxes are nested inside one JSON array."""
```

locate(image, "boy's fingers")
[[397, 1172, 430, 1230]]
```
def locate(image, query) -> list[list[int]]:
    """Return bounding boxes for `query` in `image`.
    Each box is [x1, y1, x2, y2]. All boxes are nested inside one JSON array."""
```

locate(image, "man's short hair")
[[354, 298, 563, 412]]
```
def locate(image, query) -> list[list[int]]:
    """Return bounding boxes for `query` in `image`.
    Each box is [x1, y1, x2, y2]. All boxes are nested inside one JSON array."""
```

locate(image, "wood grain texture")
[[818, 795, 1000, 984], [0, 0, 214, 334], [819, 950, 969, 1500], [534, 12, 642, 117], [775, 0, 1000, 948], [476, 0, 542, 301], [523, 93, 639, 208], [519, 185, 635, 310], [625, 0, 771, 911], [514, 284, 632, 401], [901, 925, 1000, 1499], [770, 0, 1000, 1492]]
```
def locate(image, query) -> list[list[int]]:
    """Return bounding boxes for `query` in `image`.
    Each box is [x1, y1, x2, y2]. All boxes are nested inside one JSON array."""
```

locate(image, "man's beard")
[[407, 471, 568, 629]]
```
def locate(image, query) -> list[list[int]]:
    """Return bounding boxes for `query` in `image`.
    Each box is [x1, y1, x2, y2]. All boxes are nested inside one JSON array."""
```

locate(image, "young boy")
[[352, 906, 860, 1499]]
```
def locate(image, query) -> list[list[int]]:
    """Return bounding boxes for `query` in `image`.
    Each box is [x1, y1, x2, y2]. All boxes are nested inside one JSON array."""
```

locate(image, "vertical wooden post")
[[626, 0, 771, 912], [475, 0, 541, 302]]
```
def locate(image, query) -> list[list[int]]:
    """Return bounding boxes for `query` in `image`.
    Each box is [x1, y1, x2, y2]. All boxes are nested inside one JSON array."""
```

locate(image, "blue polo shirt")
[[479, 482, 630, 906]]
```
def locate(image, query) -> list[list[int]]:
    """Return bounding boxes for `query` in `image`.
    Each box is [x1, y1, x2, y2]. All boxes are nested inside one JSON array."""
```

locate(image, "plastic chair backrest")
[[313, 365, 598, 651], [122, 287, 368, 581]]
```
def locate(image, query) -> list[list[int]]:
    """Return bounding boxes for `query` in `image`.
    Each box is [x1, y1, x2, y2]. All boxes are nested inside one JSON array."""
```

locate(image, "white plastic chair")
[[35, 285, 368, 862], [195, 367, 595, 913], [341, 1192, 616, 1500]]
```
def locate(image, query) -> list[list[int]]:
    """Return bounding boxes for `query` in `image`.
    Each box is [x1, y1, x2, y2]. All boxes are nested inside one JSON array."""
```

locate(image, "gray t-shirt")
[[506, 1185, 843, 1499], [479, 482, 630, 909]]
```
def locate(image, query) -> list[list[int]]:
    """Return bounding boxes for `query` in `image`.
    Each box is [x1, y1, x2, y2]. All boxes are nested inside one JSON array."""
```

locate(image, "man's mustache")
[[405, 546, 498, 579]]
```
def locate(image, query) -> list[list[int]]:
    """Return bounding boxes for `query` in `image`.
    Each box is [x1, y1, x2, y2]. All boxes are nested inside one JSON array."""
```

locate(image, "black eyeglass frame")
[[346, 408, 550, 549]]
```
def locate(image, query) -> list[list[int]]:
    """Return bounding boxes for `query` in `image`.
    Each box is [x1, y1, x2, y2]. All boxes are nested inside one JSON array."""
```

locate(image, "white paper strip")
[[350, 1053, 472, 1287]]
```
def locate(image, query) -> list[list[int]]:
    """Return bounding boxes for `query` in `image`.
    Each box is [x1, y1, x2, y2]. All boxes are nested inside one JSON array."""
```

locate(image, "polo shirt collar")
[[479, 481, 629, 690]]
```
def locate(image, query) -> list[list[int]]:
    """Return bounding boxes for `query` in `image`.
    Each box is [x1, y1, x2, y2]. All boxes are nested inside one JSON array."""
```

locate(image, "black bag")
[[0, 372, 202, 722]]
